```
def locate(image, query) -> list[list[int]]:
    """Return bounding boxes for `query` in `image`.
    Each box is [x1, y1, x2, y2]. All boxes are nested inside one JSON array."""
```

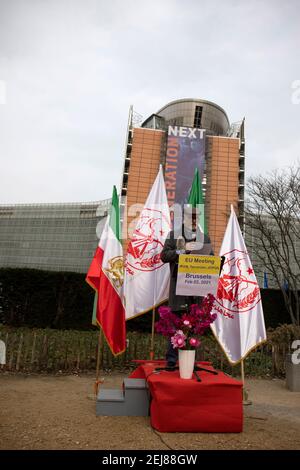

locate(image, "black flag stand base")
[[154, 364, 218, 382]]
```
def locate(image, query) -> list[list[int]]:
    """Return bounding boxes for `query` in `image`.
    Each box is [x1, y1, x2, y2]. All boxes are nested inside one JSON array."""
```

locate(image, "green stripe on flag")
[[188, 168, 207, 235], [109, 185, 120, 241], [92, 292, 98, 326]]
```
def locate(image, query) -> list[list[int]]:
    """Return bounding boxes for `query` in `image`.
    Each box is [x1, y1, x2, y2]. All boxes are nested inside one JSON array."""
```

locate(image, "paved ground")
[[0, 372, 300, 450]]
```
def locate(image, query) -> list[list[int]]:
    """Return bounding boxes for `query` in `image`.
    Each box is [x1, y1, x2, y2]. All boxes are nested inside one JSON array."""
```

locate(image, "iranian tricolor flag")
[[125, 166, 171, 319], [211, 205, 266, 364], [86, 186, 126, 355]]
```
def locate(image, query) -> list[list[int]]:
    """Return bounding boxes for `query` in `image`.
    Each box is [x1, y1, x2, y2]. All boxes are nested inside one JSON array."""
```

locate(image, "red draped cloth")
[[130, 360, 243, 433]]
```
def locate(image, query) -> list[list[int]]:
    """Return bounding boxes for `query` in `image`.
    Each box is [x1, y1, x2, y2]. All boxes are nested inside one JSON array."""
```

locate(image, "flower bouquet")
[[155, 294, 217, 378]]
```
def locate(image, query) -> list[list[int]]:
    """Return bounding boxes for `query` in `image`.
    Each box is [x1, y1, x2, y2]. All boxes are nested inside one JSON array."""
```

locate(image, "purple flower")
[[155, 295, 217, 341], [155, 307, 182, 337], [158, 306, 172, 317]]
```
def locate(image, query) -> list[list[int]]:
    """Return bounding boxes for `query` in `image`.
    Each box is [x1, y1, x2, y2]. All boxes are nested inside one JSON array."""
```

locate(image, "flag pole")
[[241, 359, 245, 386], [94, 328, 104, 397], [150, 307, 156, 360], [241, 359, 252, 405], [241, 359, 246, 402]]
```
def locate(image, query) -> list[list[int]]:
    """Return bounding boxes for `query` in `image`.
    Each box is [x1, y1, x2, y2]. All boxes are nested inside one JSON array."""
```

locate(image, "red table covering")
[[130, 360, 243, 433]]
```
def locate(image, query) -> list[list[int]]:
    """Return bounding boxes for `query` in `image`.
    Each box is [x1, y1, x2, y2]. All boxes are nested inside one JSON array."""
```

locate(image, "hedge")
[[0, 268, 292, 330]]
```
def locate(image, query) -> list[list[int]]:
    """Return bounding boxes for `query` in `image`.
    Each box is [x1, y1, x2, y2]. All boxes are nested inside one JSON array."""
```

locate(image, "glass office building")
[[0, 200, 110, 273], [155, 98, 230, 136]]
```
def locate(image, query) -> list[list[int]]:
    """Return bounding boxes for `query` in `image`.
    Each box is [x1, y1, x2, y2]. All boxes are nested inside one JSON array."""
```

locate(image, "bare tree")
[[245, 165, 300, 325]]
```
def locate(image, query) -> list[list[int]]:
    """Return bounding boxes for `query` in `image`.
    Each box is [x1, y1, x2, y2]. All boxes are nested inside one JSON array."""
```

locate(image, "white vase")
[[178, 349, 195, 379]]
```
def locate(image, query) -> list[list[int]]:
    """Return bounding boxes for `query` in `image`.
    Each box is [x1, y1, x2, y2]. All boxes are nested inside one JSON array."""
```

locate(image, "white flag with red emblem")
[[125, 166, 171, 319], [211, 205, 266, 364]]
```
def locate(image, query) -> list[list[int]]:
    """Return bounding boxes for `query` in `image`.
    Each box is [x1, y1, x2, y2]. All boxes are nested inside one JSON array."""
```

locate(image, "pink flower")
[[183, 319, 191, 328], [189, 337, 201, 348], [171, 330, 186, 349]]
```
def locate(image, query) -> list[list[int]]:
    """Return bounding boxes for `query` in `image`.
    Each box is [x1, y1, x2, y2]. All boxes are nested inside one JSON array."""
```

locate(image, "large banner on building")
[[165, 125, 206, 207]]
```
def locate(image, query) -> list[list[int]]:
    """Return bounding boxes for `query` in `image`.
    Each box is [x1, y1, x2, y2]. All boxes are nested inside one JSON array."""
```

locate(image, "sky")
[[0, 0, 299, 204]]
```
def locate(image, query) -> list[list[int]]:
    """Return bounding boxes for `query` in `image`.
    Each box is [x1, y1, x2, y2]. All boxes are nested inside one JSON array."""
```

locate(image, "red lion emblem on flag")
[[215, 249, 261, 316], [126, 208, 170, 273]]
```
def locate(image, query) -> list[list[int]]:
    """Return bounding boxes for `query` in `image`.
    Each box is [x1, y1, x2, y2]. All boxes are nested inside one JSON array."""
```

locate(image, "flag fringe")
[[126, 298, 168, 321], [210, 325, 268, 366], [85, 277, 97, 292], [95, 320, 126, 357]]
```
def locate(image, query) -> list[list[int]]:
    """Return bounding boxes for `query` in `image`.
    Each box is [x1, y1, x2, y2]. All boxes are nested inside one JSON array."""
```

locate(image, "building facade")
[[121, 98, 245, 255], [0, 200, 110, 273]]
